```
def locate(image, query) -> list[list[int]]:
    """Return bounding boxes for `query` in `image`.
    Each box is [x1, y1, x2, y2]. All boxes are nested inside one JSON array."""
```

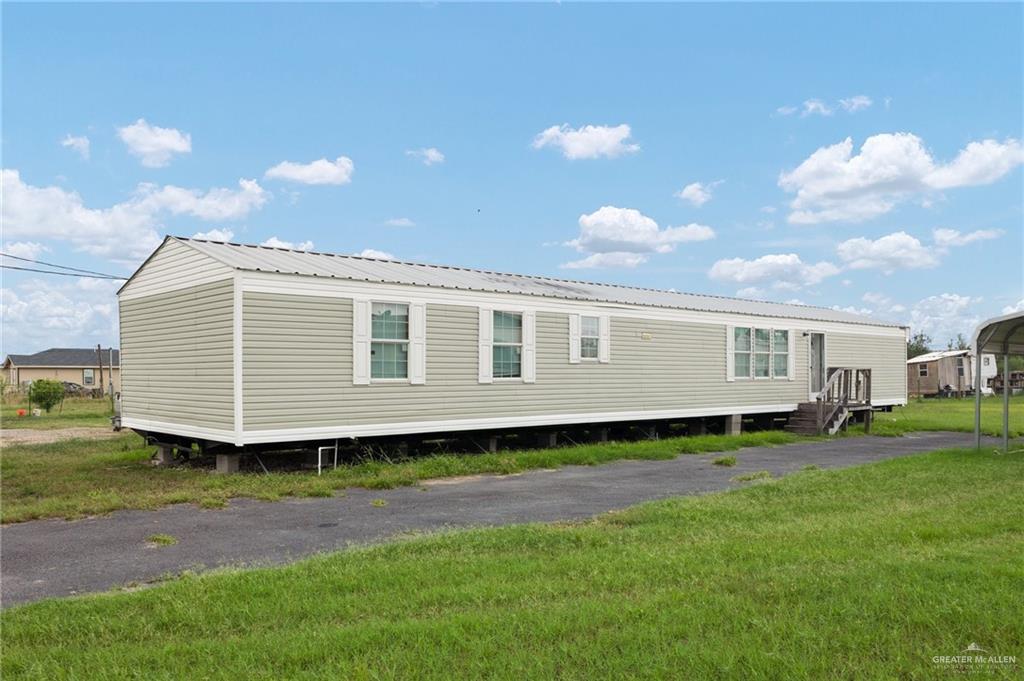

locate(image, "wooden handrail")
[[815, 367, 872, 434]]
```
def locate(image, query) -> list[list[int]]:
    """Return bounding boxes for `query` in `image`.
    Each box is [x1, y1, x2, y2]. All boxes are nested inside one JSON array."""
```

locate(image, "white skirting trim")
[[239, 404, 799, 444]]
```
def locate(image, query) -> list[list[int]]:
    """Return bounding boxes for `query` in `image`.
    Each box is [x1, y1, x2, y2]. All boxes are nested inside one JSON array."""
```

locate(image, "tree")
[[907, 332, 932, 359], [28, 379, 64, 413], [947, 333, 969, 351]]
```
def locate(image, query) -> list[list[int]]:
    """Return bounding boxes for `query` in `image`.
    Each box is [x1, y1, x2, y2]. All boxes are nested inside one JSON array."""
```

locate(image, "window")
[[83, 368, 95, 386], [754, 329, 771, 378], [734, 328, 751, 378], [773, 330, 789, 378], [918, 364, 928, 377], [370, 302, 409, 379], [732, 327, 789, 380], [580, 316, 599, 360], [492, 311, 523, 378], [984, 356, 991, 366], [957, 357, 965, 377]]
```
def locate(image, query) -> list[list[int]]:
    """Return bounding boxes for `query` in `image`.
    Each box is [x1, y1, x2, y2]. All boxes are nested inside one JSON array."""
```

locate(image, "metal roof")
[[906, 349, 971, 364], [173, 236, 903, 328], [973, 311, 1024, 355], [4, 348, 120, 367]]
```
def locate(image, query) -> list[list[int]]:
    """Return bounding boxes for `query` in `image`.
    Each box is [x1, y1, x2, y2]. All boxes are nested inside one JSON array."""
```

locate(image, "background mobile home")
[[118, 237, 909, 449], [906, 349, 996, 397]]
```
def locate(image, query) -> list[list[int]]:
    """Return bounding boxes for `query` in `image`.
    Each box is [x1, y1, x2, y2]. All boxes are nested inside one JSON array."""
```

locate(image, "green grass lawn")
[[870, 394, 1023, 437], [3, 446, 1021, 680], [1, 396, 113, 429], [0, 430, 802, 524]]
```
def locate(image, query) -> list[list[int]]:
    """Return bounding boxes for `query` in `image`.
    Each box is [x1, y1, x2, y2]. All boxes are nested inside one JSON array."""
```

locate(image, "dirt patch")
[[0, 428, 122, 447]]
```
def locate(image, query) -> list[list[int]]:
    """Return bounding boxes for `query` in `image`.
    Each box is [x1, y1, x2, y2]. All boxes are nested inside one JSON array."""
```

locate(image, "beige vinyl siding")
[[827, 332, 907, 403], [120, 280, 234, 430], [243, 294, 812, 430], [119, 239, 233, 301]]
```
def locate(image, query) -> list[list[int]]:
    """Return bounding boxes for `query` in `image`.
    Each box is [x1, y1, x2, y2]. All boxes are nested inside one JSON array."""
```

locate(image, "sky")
[[2, 3, 1022, 355]]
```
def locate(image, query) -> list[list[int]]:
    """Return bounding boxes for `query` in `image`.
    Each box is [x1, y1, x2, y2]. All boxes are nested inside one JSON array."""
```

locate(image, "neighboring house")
[[906, 349, 995, 397], [3, 348, 121, 393], [117, 236, 909, 450]]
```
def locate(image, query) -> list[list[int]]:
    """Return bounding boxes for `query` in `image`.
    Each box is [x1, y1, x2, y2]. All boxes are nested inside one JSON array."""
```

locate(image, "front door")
[[810, 333, 826, 396]]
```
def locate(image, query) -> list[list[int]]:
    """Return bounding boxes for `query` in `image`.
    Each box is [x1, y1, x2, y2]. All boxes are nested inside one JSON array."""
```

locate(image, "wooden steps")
[[785, 402, 851, 436]]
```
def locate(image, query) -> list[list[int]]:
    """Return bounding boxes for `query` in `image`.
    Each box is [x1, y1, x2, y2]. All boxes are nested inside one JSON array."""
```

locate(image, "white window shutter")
[[725, 325, 735, 382], [353, 299, 370, 385], [598, 315, 611, 363], [787, 329, 796, 381], [522, 310, 537, 383], [478, 307, 493, 384], [409, 303, 426, 385], [568, 314, 581, 364]]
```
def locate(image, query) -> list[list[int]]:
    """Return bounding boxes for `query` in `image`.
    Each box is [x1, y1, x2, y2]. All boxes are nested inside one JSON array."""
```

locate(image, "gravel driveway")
[[0, 427, 121, 447]]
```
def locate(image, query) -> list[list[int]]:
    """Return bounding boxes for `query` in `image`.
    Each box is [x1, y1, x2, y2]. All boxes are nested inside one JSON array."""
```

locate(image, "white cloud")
[[837, 228, 1004, 274], [736, 286, 766, 299], [801, 99, 833, 117], [561, 252, 647, 269], [775, 105, 798, 117], [405, 147, 445, 166], [1002, 299, 1024, 314], [61, 134, 90, 160], [784, 298, 807, 306], [1, 277, 120, 352], [925, 139, 1024, 189], [780, 133, 1024, 224], [709, 253, 840, 290], [908, 293, 981, 344], [117, 119, 192, 168], [676, 181, 722, 207], [384, 217, 416, 227], [836, 231, 940, 272], [261, 237, 314, 251], [932, 228, 1003, 247], [1, 170, 266, 261], [862, 292, 906, 314], [353, 248, 395, 260], [265, 156, 354, 185], [191, 229, 235, 241], [568, 206, 715, 256], [134, 179, 267, 221], [532, 124, 639, 160], [760, 205, 777, 214], [2, 241, 48, 261], [838, 95, 873, 113]]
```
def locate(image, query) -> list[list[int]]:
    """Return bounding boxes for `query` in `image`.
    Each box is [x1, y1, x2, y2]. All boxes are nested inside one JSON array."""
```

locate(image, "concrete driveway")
[[1, 432, 977, 607]]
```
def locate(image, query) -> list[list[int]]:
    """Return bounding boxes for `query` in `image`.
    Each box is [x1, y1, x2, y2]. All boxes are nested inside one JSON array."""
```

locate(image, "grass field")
[[0, 430, 802, 523], [1, 396, 113, 429], [3, 446, 1022, 679], [870, 394, 1023, 437]]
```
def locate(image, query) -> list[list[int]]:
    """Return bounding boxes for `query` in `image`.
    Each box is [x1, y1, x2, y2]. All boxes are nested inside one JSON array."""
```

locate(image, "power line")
[[1, 262, 125, 278], [0, 251, 127, 279]]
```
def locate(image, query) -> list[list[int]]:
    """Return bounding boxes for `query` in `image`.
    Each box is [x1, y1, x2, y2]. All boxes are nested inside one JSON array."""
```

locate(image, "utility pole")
[[96, 344, 105, 397]]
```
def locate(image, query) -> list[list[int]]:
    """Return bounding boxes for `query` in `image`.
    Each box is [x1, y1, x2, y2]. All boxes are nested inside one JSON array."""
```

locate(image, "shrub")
[[28, 379, 64, 413], [712, 456, 737, 467]]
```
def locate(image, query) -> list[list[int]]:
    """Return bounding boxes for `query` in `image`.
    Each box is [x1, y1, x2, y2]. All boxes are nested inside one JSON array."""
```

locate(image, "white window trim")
[[481, 306, 535, 383], [369, 301, 411, 384], [355, 298, 426, 385], [570, 313, 610, 365], [728, 325, 793, 381]]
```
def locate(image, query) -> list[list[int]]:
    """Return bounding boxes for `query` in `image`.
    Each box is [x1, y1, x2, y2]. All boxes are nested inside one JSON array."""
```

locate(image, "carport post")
[[974, 350, 983, 449], [1003, 353, 1010, 453]]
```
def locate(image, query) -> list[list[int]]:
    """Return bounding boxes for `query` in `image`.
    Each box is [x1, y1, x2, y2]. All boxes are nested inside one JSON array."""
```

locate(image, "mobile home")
[[118, 237, 908, 453], [906, 349, 996, 397]]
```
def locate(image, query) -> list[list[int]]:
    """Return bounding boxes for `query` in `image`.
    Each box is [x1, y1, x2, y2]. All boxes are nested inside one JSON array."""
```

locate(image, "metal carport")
[[973, 311, 1024, 451]]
